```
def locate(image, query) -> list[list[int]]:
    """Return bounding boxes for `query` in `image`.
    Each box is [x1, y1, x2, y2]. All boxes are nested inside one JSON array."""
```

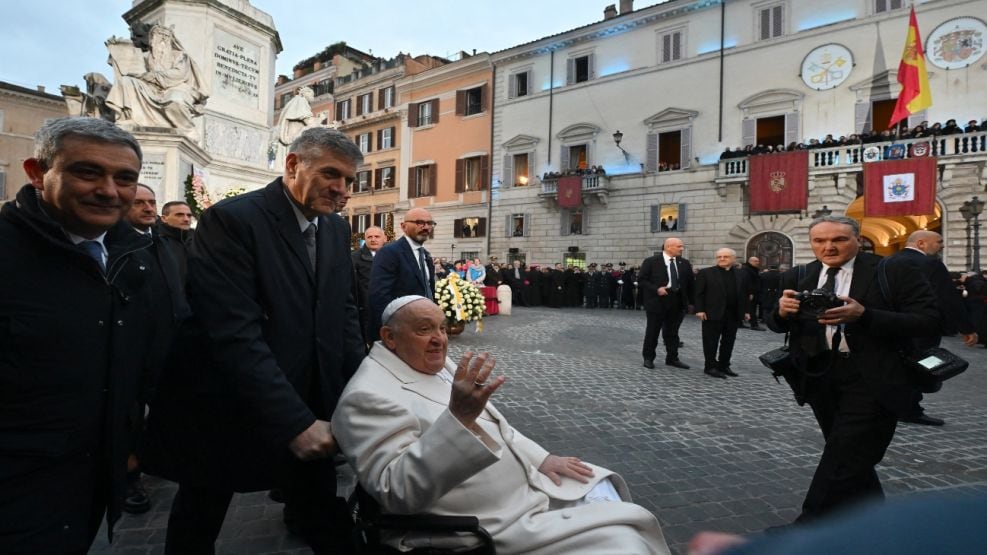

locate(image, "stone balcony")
[[538, 174, 611, 207], [716, 131, 987, 183]]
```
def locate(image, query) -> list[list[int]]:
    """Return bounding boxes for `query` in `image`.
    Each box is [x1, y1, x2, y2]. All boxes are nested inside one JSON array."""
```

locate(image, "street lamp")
[[613, 130, 629, 162], [962, 196, 985, 271], [811, 205, 832, 219]]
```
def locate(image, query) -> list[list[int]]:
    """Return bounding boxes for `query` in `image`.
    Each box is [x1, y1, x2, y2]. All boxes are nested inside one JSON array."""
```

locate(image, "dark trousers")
[[165, 457, 346, 554], [701, 318, 739, 369], [799, 356, 898, 522], [642, 302, 684, 362]]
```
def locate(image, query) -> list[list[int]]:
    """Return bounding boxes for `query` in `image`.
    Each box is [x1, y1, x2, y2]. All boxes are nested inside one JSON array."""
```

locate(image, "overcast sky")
[[2, 0, 619, 93]]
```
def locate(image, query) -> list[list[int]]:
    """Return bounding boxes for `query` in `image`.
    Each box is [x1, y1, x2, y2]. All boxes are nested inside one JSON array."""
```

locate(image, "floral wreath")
[[434, 273, 484, 332]]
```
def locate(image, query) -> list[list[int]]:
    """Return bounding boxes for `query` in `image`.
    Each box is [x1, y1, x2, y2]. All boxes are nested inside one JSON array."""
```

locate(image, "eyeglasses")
[[407, 220, 438, 227]]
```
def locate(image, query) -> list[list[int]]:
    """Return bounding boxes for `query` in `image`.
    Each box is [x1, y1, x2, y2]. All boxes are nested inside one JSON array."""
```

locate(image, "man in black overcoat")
[[766, 216, 940, 524], [639, 237, 695, 369], [1, 117, 175, 554], [694, 248, 751, 378], [741, 256, 764, 329], [351, 225, 386, 347], [890, 230, 978, 426], [145, 128, 366, 553]]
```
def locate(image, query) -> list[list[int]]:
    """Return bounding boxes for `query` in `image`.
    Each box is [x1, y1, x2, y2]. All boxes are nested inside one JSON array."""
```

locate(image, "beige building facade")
[[0, 82, 67, 202]]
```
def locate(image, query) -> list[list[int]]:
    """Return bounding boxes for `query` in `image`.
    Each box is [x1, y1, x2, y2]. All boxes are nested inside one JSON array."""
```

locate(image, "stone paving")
[[91, 306, 987, 554]]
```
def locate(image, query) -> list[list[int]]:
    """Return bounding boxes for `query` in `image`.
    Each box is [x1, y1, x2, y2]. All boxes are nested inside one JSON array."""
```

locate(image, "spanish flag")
[[889, 7, 932, 128]]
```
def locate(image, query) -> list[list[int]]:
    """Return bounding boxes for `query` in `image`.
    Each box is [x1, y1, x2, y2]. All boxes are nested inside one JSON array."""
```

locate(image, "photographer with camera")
[[766, 216, 940, 526]]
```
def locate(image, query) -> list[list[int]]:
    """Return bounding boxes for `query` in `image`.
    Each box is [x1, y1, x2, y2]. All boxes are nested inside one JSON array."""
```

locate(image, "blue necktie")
[[80, 240, 106, 272]]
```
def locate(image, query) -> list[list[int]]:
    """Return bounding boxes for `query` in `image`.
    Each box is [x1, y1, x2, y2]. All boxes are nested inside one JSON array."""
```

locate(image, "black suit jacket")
[[638, 254, 694, 313], [367, 237, 435, 341], [892, 248, 974, 335], [766, 253, 940, 415], [351, 244, 375, 343], [145, 178, 365, 491], [694, 266, 751, 321]]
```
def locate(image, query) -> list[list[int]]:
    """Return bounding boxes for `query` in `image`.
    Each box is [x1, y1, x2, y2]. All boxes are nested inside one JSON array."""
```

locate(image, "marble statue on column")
[[274, 86, 317, 168], [60, 72, 116, 121], [105, 23, 208, 137]]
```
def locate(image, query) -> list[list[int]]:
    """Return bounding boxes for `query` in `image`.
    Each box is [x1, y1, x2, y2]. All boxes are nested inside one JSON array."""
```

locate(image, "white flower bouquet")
[[434, 272, 485, 331]]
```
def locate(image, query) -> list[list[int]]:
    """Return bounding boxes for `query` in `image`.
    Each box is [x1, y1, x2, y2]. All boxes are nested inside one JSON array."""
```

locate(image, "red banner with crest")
[[748, 151, 809, 214], [864, 157, 937, 217], [556, 176, 582, 208]]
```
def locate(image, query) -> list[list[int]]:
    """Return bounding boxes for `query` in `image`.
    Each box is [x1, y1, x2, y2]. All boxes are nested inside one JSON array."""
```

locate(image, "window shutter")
[[650, 205, 660, 233], [477, 218, 487, 237], [772, 6, 783, 37], [759, 8, 770, 40], [680, 127, 692, 169], [456, 90, 465, 116], [784, 111, 800, 147], [508, 74, 517, 99], [525, 70, 533, 94], [662, 34, 671, 63], [429, 164, 437, 195], [350, 215, 357, 230], [523, 214, 531, 237], [377, 129, 382, 149], [588, 53, 595, 80], [367, 132, 373, 152], [378, 89, 385, 110], [390, 127, 396, 148], [566, 58, 575, 85], [357, 96, 363, 116], [505, 214, 513, 238], [527, 151, 535, 183], [454, 218, 463, 238], [561, 209, 570, 236], [455, 159, 465, 193], [673, 32, 681, 60], [431, 99, 440, 124], [646, 132, 658, 172], [408, 102, 419, 127], [408, 167, 416, 196], [480, 84, 489, 113], [678, 204, 687, 231], [560, 145, 570, 171], [374, 168, 381, 190], [742, 119, 756, 148], [479, 155, 489, 190], [502, 154, 513, 188]]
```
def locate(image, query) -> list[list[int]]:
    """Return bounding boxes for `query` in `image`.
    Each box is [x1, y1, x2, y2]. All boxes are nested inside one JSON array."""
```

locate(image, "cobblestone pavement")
[[91, 306, 987, 554]]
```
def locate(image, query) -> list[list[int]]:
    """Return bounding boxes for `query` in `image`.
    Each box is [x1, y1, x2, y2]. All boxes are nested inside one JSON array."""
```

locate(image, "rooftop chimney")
[[620, 0, 633, 14], [604, 4, 617, 20], [37, 85, 45, 93]]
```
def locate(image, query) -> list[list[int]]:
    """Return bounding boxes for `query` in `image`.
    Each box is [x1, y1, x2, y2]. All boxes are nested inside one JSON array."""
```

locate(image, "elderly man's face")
[[810, 222, 860, 267], [24, 136, 141, 239], [363, 227, 385, 251], [284, 148, 355, 219], [716, 250, 736, 268], [382, 301, 448, 374]]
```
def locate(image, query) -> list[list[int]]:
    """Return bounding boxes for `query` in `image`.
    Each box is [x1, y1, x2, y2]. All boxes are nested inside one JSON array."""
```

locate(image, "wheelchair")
[[349, 484, 496, 554]]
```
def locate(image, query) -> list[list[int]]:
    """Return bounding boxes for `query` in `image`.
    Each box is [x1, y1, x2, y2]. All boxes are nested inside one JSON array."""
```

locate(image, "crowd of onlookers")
[[720, 117, 987, 159], [541, 165, 607, 180]]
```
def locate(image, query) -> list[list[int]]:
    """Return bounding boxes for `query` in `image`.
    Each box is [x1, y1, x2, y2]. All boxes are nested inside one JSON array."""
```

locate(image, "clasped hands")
[[777, 289, 865, 324], [449, 351, 594, 485]]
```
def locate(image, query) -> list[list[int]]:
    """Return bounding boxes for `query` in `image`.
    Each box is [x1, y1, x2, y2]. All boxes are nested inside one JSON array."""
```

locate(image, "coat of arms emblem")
[[769, 171, 786, 192]]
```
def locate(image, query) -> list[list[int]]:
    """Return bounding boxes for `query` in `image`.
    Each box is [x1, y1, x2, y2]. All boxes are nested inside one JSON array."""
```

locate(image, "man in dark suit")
[[891, 230, 978, 427], [766, 216, 940, 524], [367, 207, 436, 341], [639, 237, 695, 369], [759, 264, 782, 316], [1, 117, 174, 554], [740, 256, 764, 330], [351, 225, 386, 347], [694, 248, 751, 378], [146, 128, 366, 554]]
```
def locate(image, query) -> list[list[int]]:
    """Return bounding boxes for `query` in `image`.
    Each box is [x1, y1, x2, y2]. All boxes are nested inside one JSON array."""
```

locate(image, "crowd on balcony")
[[541, 165, 607, 180], [720, 117, 987, 160]]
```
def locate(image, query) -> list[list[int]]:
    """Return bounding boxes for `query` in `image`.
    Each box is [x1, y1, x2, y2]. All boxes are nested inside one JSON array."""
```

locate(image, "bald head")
[[663, 237, 684, 258], [906, 230, 943, 256], [363, 226, 385, 251], [401, 208, 434, 243]]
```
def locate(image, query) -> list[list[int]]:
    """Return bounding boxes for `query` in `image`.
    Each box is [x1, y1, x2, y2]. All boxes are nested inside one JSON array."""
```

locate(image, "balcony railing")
[[540, 175, 607, 194], [718, 132, 987, 178]]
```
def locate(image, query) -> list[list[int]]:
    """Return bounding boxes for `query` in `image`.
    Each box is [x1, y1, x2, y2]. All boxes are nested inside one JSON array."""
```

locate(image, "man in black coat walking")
[[639, 237, 695, 369], [694, 248, 751, 378], [767, 216, 940, 524], [890, 230, 978, 427], [351, 225, 386, 347], [0, 117, 175, 554], [145, 128, 366, 554]]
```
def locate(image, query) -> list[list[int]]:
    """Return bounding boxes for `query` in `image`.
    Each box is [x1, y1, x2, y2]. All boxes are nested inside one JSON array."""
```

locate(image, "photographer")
[[766, 216, 940, 526]]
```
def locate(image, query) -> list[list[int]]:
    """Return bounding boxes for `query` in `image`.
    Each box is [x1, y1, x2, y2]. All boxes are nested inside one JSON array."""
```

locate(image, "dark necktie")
[[669, 258, 680, 289], [418, 247, 429, 289], [822, 266, 840, 293], [303, 223, 317, 270], [80, 240, 106, 272]]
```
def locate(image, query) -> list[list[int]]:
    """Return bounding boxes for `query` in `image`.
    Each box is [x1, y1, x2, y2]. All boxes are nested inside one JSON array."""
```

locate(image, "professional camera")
[[795, 289, 842, 318]]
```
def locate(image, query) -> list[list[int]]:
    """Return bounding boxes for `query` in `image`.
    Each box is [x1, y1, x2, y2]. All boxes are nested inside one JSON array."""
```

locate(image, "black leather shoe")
[[704, 369, 728, 379], [899, 413, 945, 426], [721, 368, 739, 377], [642, 360, 655, 369], [122, 474, 151, 514], [666, 359, 690, 369]]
